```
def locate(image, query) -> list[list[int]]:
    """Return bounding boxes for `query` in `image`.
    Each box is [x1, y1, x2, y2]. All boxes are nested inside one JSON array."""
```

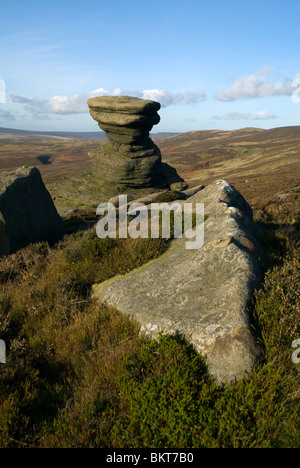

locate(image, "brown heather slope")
[[0, 125, 299, 211], [156, 126, 300, 207], [0, 128, 179, 184], [0, 138, 101, 183]]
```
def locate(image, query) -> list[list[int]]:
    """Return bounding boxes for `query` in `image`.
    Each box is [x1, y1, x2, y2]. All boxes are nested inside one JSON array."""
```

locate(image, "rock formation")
[[92, 180, 265, 384], [87, 96, 187, 191], [50, 96, 187, 213], [0, 166, 64, 255]]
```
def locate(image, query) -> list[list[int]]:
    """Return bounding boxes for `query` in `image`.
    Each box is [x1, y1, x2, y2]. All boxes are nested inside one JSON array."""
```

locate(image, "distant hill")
[[156, 125, 300, 204], [0, 127, 180, 142], [157, 125, 300, 179], [0, 127, 107, 141]]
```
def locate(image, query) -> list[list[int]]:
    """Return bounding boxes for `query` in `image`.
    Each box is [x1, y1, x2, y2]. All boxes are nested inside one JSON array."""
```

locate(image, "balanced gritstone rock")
[[50, 96, 187, 212], [87, 96, 185, 189]]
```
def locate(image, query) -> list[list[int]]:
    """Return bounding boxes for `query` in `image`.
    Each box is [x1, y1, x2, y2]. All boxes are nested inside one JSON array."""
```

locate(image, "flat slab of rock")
[[0, 166, 64, 254], [87, 95, 161, 115], [93, 180, 264, 383]]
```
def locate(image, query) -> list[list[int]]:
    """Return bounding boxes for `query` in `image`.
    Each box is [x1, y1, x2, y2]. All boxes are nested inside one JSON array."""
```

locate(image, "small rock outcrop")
[[0, 166, 64, 255], [87, 96, 186, 191], [93, 180, 264, 383]]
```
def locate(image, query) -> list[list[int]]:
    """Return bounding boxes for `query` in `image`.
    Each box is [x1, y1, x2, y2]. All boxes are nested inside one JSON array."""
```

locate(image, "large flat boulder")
[[0, 166, 64, 254], [93, 180, 264, 383]]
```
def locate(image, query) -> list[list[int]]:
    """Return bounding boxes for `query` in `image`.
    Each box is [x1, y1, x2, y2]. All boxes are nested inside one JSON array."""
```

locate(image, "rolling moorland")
[[0, 125, 299, 447], [1, 125, 299, 204], [0, 127, 179, 185]]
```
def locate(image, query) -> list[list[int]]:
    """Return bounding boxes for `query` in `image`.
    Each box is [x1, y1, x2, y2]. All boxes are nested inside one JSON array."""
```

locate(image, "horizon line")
[[1, 124, 300, 135]]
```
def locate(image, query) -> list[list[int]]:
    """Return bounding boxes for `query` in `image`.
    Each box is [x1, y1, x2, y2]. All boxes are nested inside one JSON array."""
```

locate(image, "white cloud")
[[212, 111, 277, 121], [249, 111, 277, 120], [90, 87, 122, 97], [215, 70, 293, 101], [141, 89, 184, 107], [11, 94, 88, 114], [92, 88, 205, 107], [10, 87, 206, 115], [12, 93, 91, 115], [140, 89, 206, 106], [44, 94, 88, 114]]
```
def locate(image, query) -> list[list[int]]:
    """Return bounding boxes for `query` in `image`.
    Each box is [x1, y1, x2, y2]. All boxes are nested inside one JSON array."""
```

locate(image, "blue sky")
[[0, 0, 299, 132]]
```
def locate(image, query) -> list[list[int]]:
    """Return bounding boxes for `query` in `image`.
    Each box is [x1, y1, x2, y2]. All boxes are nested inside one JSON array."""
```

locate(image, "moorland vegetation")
[[0, 126, 299, 447]]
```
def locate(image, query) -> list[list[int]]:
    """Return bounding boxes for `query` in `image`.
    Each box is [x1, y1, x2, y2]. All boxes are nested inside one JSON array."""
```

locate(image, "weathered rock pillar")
[[87, 96, 186, 190]]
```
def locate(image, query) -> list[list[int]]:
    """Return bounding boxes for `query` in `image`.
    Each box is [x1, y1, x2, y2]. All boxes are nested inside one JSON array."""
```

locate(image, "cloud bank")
[[215, 70, 293, 101], [8, 69, 298, 124], [11, 88, 206, 116]]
